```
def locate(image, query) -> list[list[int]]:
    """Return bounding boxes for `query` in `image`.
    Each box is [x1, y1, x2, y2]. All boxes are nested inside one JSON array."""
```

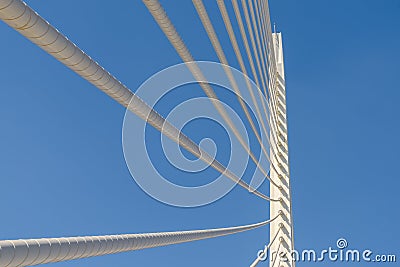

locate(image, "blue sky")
[[0, 0, 399, 266]]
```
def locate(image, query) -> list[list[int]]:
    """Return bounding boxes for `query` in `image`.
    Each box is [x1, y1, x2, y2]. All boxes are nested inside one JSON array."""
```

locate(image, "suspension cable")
[[231, 0, 279, 147], [258, 0, 279, 93], [0, 0, 273, 201], [254, 0, 274, 96], [254, 0, 280, 117], [191, 0, 280, 187], [142, 0, 281, 189], [259, 0, 288, 150], [231, 0, 286, 176], [216, 0, 281, 164], [242, 0, 285, 170], [246, 0, 280, 125], [237, 0, 281, 143], [230, 1, 280, 159], [217, 0, 269, 141], [250, 0, 282, 146], [255, 0, 290, 176], [237, 0, 267, 99], [0, 215, 281, 267], [271, 241, 282, 267], [249, 225, 282, 266]]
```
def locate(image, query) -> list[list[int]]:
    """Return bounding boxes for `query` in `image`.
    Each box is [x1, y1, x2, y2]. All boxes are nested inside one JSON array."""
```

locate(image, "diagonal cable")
[[232, 0, 280, 148], [254, 0, 280, 121], [143, 0, 281, 188], [251, 0, 284, 148], [0, 0, 274, 201], [230, 0, 279, 150], [245, 0, 280, 138], [247, 0, 279, 118], [217, 0, 282, 166], [0, 214, 281, 266], [255, 0, 289, 173], [192, 0, 280, 187], [237, 0, 280, 140], [249, 225, 282, 266]]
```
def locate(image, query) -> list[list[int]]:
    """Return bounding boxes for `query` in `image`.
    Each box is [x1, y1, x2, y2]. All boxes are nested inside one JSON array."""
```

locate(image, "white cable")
[[0, 0, 273, 201], [246, 0, 280, 132], [258, 0, 279, 90], [217, 0, 282, 166], [237, 0, 280, 142], [192, 0, 280, 187], [271, 241, 282, 267], [256, 0, 281, 117], [142, 0, 282, 189], [230, 0, 279, 150], [0, 215, 281, 267], [249, 224, 282, 267], [250, 0, 282, 144]]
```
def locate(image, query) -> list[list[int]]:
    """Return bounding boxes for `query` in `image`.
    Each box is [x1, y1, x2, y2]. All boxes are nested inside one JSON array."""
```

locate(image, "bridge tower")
[[269, 32, 295, 267]]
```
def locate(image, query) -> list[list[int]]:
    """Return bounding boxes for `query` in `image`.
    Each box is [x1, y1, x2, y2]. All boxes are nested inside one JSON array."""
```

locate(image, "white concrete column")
[[269, 32, 295, 267]]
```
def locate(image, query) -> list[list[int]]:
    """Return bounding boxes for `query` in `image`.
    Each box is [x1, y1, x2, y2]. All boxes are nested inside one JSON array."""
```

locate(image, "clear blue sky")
[[0, 0, 399, 266]]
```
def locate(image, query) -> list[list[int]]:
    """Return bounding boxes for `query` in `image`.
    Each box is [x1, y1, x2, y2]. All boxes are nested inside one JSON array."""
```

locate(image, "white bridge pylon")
[[0, 0, 294, 266]]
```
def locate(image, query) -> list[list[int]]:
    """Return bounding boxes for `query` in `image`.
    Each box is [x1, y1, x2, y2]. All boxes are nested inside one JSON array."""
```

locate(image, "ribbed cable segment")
[[258, 1, 286, 148], [247, 0, 281, 149], [216, 0, 280, 165], [192, 0, 280, 188], [239, 0, 281, 157], [256, 0, 275, 79], [271, 241, 282, 267], [246, 0, 278, 114], [236, 0, 267, 97], [252, 0, 279, 119], [258, 0, 279, 91], [249, 224, 282, 267], [230, 0, 279, 147], [250, 0, 289, 171], [0, 216, 280, 267], [256, 1, 287, 152], [142, 0, 281, 190], [0, 0, 272, 201]]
